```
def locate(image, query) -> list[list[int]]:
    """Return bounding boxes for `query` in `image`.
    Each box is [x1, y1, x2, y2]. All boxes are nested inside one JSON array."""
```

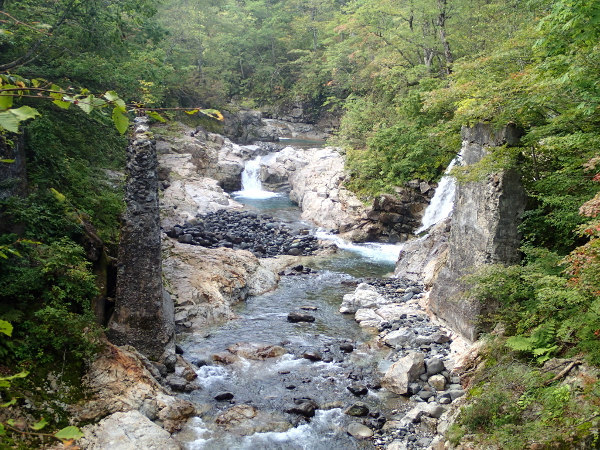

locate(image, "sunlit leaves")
[[0, 106, 40, 132], [54, 426, 84, 441], [0, 320, 13, 337]]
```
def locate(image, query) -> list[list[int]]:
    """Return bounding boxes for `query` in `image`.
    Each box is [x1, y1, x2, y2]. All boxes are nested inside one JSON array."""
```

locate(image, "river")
[[175, 155, 407, 449]]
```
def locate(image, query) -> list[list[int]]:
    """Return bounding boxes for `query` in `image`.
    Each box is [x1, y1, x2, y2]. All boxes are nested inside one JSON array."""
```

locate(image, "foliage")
[[449, 339, 600, 449], [0, 237, 102, 365]]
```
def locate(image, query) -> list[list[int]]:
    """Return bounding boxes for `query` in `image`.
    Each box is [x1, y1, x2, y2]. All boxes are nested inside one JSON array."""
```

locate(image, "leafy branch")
[[0, 75, 223, 135]]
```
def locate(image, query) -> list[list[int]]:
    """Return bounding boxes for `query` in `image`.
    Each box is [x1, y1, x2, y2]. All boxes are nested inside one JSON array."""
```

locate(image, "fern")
[[505, 322, 558, 363]]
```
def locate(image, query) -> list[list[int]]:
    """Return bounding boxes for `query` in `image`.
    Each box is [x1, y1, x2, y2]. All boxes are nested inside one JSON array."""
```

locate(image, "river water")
[[176, 157, 407, 449]]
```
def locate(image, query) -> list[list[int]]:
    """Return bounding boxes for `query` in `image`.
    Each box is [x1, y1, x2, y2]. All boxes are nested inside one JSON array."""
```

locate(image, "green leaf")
[[77, 95, 94, 114], [0, 371, 28, 382], [54, 426, 84, 441], [0, 93, 13, 110], [147, 111, 166, 122], [50, 188, 66, 203], [0, 423, 5, 436], [103, 91, 120, 102], [112, 107, 129, 135], [0, 398, 17, 408], [31, 418, 48, 431], [0, 159, 15, 163], [52, 98, 72, 110], [104, 91, 127, 110], [0, 106, 40, 132], [0, 320, 13, 337]]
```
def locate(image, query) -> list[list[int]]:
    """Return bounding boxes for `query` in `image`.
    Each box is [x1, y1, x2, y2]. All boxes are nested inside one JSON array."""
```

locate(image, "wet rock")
[[382, 352, 425, 395], [347, 384, 368, 396], [214, 392, 234, 401], [345, 402, 369, 417], [288, 312, 316, 323], [300, 305, 318, 311], [227, 343, 287, 360], [339, 343, 354, 353], [287, 398, 319, 418], [347, 422, 373, 440], [175, 345, 184, 355], [302, 351, 322, 362], [216, 405, 258, 427]]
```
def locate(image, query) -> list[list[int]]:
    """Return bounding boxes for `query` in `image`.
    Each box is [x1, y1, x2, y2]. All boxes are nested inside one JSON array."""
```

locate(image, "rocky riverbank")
[[339, 279, 468, 449]]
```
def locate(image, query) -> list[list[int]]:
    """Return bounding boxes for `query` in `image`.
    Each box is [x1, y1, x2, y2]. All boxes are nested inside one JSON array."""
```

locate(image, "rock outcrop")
[[222, 106, 332, 143], [259, 147, 432, 242], [108, 118, 175, 365], [80, 410, 181, 450], [162, 240, 285, 331], [74, 344, 195, 432], [394, 218, 451, 287], [429, 123, 526, 341]]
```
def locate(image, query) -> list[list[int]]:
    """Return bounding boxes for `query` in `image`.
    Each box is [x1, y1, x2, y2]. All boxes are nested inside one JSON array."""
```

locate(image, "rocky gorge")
[[81, 113, 529, 449]]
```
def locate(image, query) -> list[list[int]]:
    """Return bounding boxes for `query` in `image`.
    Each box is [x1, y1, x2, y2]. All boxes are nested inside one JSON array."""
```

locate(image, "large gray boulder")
[[382, 352, 426, 395], [339, 283, 391, 314], [80, 410, 180, 450], [429, 123, 526, 341]]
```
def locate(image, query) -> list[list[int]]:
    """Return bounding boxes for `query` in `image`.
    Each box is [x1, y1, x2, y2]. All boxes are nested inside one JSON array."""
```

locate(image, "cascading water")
[[234, 155, 280, 199], [414, 151, 463, 234]]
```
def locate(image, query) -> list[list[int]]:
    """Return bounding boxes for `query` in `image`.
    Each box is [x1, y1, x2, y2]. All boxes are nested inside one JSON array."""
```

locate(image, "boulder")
[[347, 422, 373, 440], [72, 344, 194, 433], [80, 410, 179, 450], [339, 283, 391, 314], [345, 402, 369, 417], [227, 342, 287, 360], [287, 312, 316, 323], [381, 352, 426, 395], [162, 240, 283, 331], [383, 328, 416, 348]]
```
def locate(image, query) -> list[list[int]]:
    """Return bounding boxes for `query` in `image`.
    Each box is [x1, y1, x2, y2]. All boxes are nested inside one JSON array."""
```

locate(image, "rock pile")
[[166, 210, 320, 257], [340, 278, 465, 449]]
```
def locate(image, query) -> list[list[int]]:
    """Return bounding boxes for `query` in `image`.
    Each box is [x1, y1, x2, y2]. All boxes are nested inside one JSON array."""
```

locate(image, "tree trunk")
[[437, 0, 454, 74]]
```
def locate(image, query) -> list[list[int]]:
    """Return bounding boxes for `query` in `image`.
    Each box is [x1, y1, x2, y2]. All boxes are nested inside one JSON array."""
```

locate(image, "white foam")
[[415, 151, 463, 234], [233, 155, 281, 199], [315, 231, 402, 263]]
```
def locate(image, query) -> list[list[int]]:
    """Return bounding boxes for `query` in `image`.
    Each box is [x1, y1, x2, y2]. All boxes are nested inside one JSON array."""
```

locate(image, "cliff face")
[[108, 118, 175, 366], [0, 133, 27, 202], [429, 123, 526, 341]]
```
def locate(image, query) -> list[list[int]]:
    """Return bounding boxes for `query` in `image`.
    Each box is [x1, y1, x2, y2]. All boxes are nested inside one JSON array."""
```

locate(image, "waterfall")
[[234, 156, 280, 199], [414, 151, 463, 234]]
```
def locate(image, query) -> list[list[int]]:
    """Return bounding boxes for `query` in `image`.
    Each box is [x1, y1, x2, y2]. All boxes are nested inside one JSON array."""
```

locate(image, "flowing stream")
[[177, 153, 407, 449]]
